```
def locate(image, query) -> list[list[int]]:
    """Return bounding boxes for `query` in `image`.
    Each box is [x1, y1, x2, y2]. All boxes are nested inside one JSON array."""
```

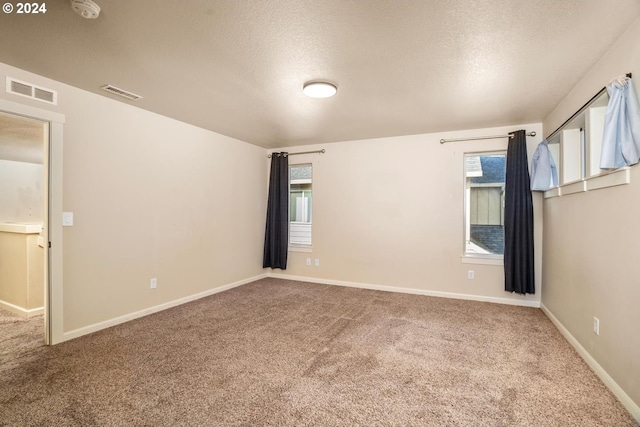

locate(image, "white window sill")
[[544, 167, 630, 199], [289, 245, 312, 253], [461, 256, 503, 266]]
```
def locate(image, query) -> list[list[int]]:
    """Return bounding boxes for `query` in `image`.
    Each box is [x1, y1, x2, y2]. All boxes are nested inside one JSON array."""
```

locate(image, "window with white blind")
[[289, 164, 312, 247]]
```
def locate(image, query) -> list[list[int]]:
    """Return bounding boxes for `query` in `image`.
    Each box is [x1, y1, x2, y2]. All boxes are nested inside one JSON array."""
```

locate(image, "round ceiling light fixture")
[[70, 0, 101, 19], [303, 81, 337, 98]]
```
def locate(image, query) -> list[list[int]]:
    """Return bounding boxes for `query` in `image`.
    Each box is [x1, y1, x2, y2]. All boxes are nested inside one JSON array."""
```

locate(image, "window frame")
[[462, 150, 507, 262]]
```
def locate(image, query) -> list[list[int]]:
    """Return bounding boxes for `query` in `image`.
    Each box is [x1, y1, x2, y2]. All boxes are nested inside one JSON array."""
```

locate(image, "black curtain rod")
[[439, 131, 536, 144], [545, 72, 632, 142], [267, 149, 325, 158]]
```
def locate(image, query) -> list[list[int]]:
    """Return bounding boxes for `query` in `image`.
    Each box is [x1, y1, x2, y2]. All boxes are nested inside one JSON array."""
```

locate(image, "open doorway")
[[0, 111, 48, 344]]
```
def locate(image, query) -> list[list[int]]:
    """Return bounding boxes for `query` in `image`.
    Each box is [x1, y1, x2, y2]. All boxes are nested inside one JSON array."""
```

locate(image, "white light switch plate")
[[62, 212, 74, 226]]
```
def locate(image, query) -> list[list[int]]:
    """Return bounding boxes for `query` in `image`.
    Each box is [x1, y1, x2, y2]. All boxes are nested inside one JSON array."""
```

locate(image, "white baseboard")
[[267, 273, 541, 308], [0, 299, 44, 318], [541, 303, 640, 423], [61, 274, 268, 343]]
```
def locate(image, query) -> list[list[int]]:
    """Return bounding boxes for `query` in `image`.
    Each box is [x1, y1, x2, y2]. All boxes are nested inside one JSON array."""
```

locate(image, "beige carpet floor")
[[0, 278, 637, 426]]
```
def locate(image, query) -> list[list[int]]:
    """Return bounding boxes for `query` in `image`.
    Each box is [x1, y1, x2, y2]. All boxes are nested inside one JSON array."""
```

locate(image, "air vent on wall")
[[6, 77, 57, 105], [101, 84, 143, 101]]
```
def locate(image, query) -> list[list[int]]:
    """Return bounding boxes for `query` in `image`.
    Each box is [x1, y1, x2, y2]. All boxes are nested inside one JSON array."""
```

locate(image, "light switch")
[[62, 212, 74, 226]]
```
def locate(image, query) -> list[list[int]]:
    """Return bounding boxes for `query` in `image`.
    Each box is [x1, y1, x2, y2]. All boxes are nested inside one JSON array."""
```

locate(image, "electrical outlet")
[[315, 259, 320, 267], [468, 270, 475, 280], [150, 278, 157, 289], [593, 317, 600, 335], [306, 258, 311, 266]]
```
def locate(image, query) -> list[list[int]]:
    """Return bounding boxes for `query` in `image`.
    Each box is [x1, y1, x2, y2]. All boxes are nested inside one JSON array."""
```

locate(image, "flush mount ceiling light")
[[70, 0, 101, 19], [303, 81, 337, 98]]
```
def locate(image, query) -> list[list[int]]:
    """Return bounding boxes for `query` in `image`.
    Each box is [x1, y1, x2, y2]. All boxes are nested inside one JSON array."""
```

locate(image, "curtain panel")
[[263, 153, 289, 269], [601, 76, 640, 169], [504, 130, 535, 294]]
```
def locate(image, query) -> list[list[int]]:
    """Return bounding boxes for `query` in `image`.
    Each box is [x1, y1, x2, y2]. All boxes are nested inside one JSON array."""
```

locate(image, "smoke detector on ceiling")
[[70, 0, 100, 19]]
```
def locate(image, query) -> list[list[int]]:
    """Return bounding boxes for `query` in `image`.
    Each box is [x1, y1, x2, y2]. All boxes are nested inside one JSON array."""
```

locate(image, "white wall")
[[0, 61, 268, 335], [541, 17, 640, 418], [268, 123, 543, 306], [0, 159, 43, 223]]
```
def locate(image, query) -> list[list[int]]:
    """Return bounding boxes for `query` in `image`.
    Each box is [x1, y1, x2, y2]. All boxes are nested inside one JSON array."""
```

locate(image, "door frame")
[[0, 98, 64, 345]]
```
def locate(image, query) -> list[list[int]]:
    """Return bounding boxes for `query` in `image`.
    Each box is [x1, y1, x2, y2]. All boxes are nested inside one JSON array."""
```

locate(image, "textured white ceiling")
[[1, 1, 639, 148]]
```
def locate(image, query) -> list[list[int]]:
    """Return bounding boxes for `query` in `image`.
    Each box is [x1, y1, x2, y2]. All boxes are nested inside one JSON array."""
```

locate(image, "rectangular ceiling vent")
[[101, 84, 143, 101], [6, 77, 58, 105]]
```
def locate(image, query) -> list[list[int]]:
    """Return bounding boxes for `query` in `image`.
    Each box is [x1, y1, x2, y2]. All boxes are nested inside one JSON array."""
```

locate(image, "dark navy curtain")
[[504, 130, 535, 294], [263, 153, 289, 269]]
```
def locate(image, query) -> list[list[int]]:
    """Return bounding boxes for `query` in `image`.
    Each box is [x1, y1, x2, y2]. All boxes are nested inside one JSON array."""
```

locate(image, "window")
[[551, 91, 609, 186], [289, 164, 312, 247], [464, 152, 506, 257]]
